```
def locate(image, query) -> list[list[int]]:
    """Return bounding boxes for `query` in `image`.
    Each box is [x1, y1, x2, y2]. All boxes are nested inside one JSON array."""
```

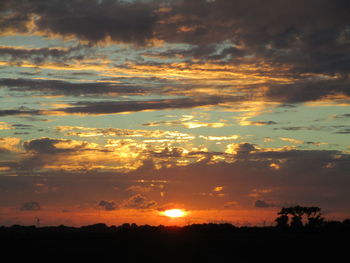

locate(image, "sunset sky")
[[0, 0, 350, 226]]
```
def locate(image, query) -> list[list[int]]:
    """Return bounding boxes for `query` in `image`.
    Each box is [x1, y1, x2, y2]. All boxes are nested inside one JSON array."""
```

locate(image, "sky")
[[0, 0, 349, 227]]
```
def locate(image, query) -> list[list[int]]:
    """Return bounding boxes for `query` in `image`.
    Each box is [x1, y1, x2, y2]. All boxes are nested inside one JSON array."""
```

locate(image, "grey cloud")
[[20, 137, 95, 170], [158, 0, 350, 101], [235, 143, 256, 155], [98, 200, 118, 211], [132, 148, 350, 211], [0, 146, 349, 214], [51, 96, 237, 115], [0, 0, 33, 33], [337, 114, 350, 118], [335, 128, 350, 134], [9, 100, 199, 119], [0, 46, 86, 65], [1, 0, 350, 72], [23, 138, 79, 154], [249, 121, 277, 126], [152, 147, 184, 158], [274, 125, 350, 134], [274, 126, 322, 131], [20, 201, 40, 211], [254, 200, 274, 208], [0, 78, 152, 97], [265, 77, 350, 103], [0, 109, 41, 117], [123, 194, 157, 209], [11, 124, 33, 129], [1, 1, 350, 104], [1, 0, 157, 45]]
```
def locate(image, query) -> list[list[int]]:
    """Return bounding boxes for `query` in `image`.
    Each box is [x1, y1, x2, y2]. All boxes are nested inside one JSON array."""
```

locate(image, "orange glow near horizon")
[[162, 209, 187, 218]]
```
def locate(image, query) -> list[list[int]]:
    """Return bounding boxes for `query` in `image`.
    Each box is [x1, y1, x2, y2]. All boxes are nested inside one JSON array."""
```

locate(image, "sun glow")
[[162, 209, 186, 218]]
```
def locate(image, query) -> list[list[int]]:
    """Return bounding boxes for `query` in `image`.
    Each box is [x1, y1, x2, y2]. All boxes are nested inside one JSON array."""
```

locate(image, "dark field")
[[1, 222, 349, 262]]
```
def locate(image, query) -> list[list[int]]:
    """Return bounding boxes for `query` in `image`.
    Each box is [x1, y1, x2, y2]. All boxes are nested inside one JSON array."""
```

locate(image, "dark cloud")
[[0, 78, 152, 97], [1, 0, 157, 45], [19, 137, 97, 170], [0, 46, 86, 65], [335, 128, 350, 134], [98, 200, 118, 211], [235, 143, 256, 155], [152, 147, 184, 158], [0, 109, 41, 117], [51, 96, 237, 115], [0, 0, 33, 34], [158, 1, 350, 48], [249, 121, 277, 126], [254, 200, 274, 208], [337, 114, 350, 118], [11, 124, 33, 130], [0, 146, 349, 214], [123, 194, 157, 209], [265, 77, 350, 103], [158, 0, 350, 102], [1, 1, 350, 103], [0, 161, 19, 175], [274, 126, 322, 131], [274, 125, 350, 134], [20, 201, 40, 211], [23, 137, 84, 154], [223, 201, 239, 209]]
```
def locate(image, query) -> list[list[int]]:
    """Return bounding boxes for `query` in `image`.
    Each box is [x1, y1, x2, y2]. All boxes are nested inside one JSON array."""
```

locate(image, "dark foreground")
[[1, 223, 349, 262]]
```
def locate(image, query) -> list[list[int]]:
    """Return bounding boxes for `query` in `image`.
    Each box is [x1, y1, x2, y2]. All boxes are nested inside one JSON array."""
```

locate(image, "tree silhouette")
[[289, 206, 304, 229], [275, 206, 324, 228], [275, 214, 289, 228], [304, 207, 324, 228]]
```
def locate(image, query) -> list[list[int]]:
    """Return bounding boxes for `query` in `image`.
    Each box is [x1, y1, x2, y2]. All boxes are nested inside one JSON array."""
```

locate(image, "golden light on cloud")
[[162, 209, 187, 218]]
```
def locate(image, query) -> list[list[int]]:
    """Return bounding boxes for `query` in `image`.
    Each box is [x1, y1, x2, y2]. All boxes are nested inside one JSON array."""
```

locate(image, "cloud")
[[0, 137, 21, 152], [11, 124, 33, 130], [240, 121, 277, 126], [143, 120, 227, 129], [0, 0, 157, 45], [0, 145, 350, 216], [0, 122, 12, 130], [1, 0, 349, 82], [254, 200, 274, 208], [56, 126, 194, 140], [157, 202, 185, 211], [49, 96, 235, 115], [123, 194, 157, 209], [226, 143, 257, 155], [199, 135, 240, 141], [20, 201, 41, 211], [0, 109, 41, 117], [334, 114, 350, 119], [142, 115, 229, 129], [157, 0, 350, 69], [126, 185, 151, 193], [23, 137, 88, 154], [98, 200, 118, 211], [265, 77, 350, 103], [279, 137, 304, 144], [0, 78, 151, 97], [223, 201, 239, 209], [335, 128, 350, 134], [20, 137, 104, 171], [2, 0, 349, 105], [0, 46, 86, 65]]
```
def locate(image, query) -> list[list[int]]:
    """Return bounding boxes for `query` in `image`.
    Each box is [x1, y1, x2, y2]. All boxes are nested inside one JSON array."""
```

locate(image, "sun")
[[162, 209, 186, 218]]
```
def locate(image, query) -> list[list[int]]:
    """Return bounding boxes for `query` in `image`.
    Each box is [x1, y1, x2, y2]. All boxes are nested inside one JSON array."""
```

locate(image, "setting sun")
[[162, 209, 186, 218]]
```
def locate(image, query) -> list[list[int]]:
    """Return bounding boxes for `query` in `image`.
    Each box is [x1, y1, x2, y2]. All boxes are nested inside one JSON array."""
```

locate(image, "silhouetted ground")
[[1, 222, 349, 262]]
